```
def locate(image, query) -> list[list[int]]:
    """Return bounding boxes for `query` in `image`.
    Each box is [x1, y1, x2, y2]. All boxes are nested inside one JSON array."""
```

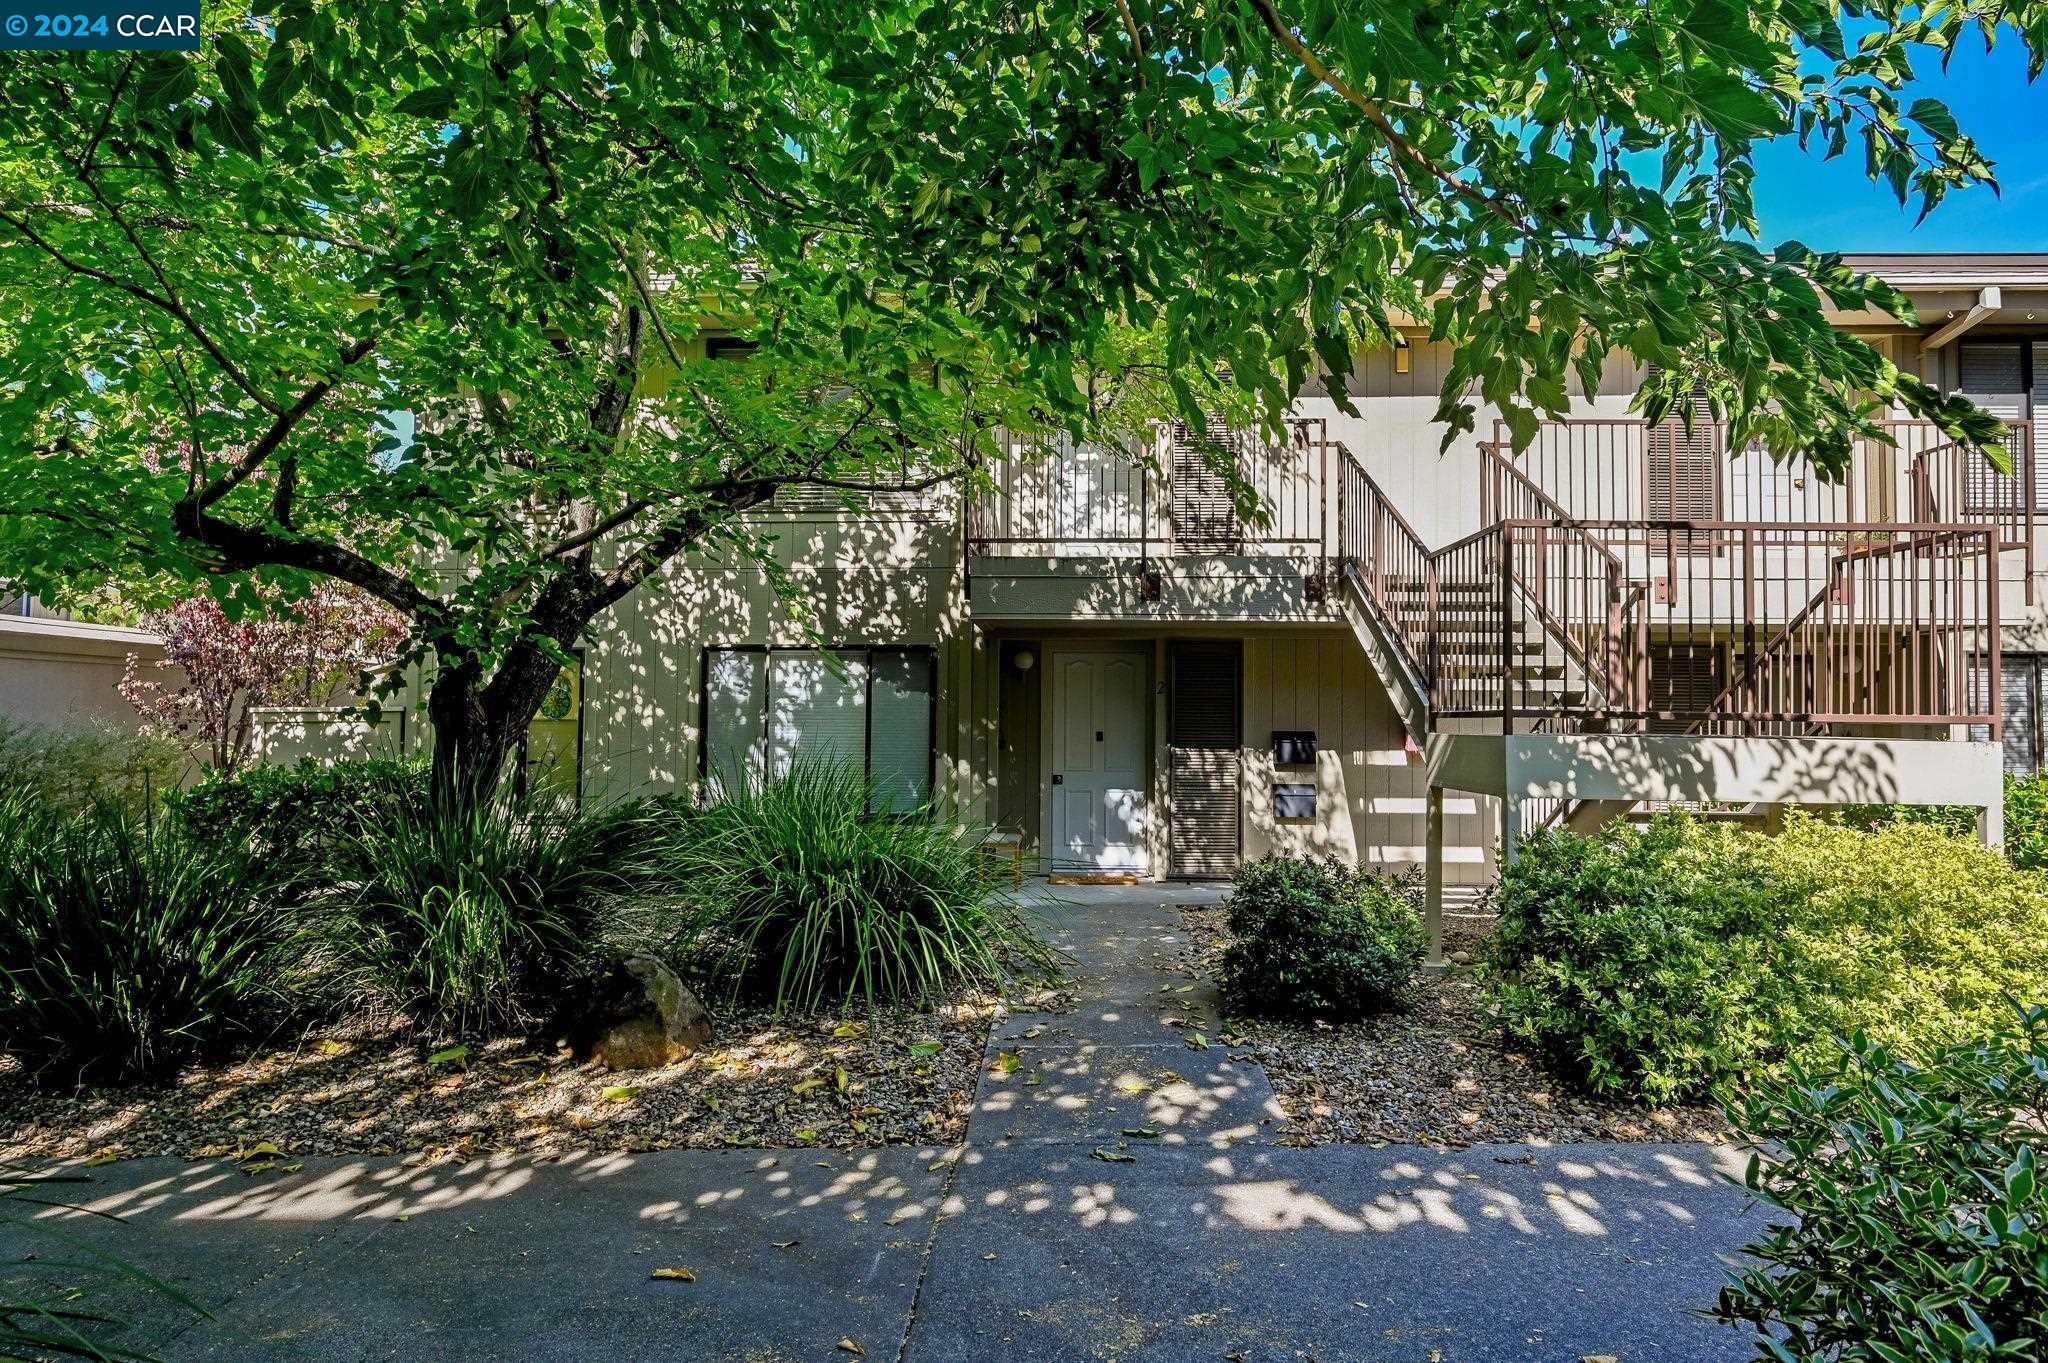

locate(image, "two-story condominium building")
[[257, 251, 2046, 945]]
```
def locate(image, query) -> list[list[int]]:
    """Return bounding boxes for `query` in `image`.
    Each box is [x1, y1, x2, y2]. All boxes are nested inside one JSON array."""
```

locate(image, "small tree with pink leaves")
[[121, 589, 406, 776]]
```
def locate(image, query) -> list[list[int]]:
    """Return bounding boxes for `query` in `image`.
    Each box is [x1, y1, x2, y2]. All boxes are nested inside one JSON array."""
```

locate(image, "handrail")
[[1692, 524, 2001, 738], [1482, 445, 1640, 718], [1336, 428, 2000, 739]]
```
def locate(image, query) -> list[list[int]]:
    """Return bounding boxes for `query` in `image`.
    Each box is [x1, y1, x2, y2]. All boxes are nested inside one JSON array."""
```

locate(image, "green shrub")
[[0, 796, 289, 1084], [1220, 855, 1426, 1021], [1710, 1007, 2048, 1363], [1480, 818, 1789, 1101], [312, 789, 666, 1032], [2006, 772, 2048, 872], [167, 756, 428, 872], [659, 758, 1052, 1012], [0, 718, 187, 816], [1832, 773, 2048, 873], [1482, 813, 2048, 1103]]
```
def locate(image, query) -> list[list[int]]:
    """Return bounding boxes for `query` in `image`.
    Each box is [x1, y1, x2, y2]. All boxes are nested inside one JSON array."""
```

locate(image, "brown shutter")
[[1170, 416, 1243, 553], [1644, 377, 1720, 532], [1168, 641, 1242, 878], [1647, 641, 1722, 733]]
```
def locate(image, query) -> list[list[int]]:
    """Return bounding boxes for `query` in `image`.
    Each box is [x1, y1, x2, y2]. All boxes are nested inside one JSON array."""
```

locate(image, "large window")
[[701, 646, 936, 811]]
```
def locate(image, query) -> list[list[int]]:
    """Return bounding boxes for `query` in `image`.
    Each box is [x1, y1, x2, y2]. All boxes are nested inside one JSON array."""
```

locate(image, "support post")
[[1980, 795, 2005, 851], [1499, 789, 1520, 868], [1425, 785, 1446, 970]]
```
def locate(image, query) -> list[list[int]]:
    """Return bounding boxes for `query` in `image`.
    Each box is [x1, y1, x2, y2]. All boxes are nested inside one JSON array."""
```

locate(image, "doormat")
[[1046, 873, 1142, 886]]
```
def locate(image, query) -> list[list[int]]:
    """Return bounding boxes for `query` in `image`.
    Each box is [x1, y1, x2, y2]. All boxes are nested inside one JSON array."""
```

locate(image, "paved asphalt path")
[[1, 884, 1770, 1362]]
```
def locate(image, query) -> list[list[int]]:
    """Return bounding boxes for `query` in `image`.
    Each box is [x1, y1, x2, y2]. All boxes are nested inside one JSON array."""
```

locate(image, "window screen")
[[704, 649, 768, 792], [868, 651, 935, 813], [768, 651, 869, 779], [703, 646, 935, 810]]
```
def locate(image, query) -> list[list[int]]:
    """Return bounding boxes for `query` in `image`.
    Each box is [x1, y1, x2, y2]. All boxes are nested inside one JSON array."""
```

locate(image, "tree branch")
[[1245, 0, 1530, 233], [169, 502, 438, 621], [192, 332, 380, 509]]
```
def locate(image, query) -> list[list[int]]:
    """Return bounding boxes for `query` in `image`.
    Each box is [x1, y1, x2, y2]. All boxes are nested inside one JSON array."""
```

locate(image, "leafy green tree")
[[0, 0, 2034, 796]]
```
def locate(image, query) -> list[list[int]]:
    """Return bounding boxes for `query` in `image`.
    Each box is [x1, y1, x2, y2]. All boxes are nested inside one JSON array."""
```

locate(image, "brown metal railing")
[[1487, 452, 1640, 722], [1910, 425, 2036, 600], [1336, 433, 1999, 738], [1692, 525, 2000, 739], [1490, 417, 1959, 529]]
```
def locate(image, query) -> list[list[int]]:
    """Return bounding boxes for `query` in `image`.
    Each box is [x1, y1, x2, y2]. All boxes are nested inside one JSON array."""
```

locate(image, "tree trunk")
[[425, 643, 569, 806]]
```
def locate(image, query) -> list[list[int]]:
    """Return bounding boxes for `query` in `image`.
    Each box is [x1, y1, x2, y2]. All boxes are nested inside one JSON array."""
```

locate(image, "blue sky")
[[1750, 33, 2048, 251]]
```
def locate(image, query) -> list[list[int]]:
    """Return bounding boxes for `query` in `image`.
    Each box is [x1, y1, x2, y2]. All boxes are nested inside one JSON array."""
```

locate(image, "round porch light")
[[1014, 648, 1037, 673]]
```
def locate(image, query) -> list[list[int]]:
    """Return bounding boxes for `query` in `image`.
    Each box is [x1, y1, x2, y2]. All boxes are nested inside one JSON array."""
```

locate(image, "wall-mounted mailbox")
[[1273, 783, 1317, 820], [1272, 730, 1317, 765]]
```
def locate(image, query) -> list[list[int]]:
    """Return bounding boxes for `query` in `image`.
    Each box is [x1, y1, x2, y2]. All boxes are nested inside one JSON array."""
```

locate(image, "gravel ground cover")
[[0, 993, 1037, 1163], [1177, 905, 1729, 1147]]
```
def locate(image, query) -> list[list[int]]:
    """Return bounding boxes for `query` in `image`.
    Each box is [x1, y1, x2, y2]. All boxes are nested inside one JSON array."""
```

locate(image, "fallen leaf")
[[831, 1022, 868, 1039], [991, 1052, 1021, 1077], [1090, 1147, 1136, 1164], [316, 1039, 348, 1056], [1120, 1127, 1162, 1139], [1185, 1033, 1210, 1050], [837, 1339, 865, 1356], [906, 1041, 943, 1058], [772, 1239, 800, 1250], [792, 1077, 827, 1095], [426, 1045, 469, 1067], [81, 1152, 121, 1167], [601, 1086, 639, 1102], [650, 1267, 697, 1282], [835, 1067, 849, 1093]]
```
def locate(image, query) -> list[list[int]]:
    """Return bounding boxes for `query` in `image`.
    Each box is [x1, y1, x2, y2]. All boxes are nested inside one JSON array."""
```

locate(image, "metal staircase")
[[1324, 428, 2003, 837]]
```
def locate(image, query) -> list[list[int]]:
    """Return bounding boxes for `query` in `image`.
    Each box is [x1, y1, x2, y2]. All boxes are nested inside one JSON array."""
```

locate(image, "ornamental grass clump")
[[659, 757, 1053, 1012], [0, 794, 290, 1085], [313, 789, 669, 1032]]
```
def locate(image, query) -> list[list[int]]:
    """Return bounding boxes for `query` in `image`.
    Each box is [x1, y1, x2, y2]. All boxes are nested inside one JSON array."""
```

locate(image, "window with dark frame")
[[700, 645, 937, 812]]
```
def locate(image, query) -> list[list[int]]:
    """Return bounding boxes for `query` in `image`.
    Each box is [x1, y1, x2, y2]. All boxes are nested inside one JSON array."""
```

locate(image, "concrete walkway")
[[1, 885, 1768, 1362]]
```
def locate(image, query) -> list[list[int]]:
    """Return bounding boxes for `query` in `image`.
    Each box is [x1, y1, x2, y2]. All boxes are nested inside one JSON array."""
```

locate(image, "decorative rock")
[[1448, 949, 1473, 966], [569, 955, 714, 1070]]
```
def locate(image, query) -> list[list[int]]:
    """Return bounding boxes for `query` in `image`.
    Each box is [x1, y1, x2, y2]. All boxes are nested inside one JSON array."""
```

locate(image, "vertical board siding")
[[1241, 631, 1493, 884]]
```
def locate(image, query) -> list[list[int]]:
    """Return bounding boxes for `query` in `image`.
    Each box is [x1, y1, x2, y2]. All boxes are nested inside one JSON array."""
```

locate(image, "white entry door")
[[1046, 646, 1149, 871]]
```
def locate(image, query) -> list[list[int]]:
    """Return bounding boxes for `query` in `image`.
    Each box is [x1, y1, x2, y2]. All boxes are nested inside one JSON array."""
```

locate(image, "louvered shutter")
[[1647, 641, 1722, 733], [1972, 656, 2041, 774], [1958, 343, 2036, 513], [1167, 641, 1242, 878], [1645, 382, 1720, 529], [1170, 416, 1243, 553]]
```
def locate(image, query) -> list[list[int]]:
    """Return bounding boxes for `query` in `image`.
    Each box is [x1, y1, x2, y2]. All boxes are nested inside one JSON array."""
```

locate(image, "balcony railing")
[[966, 418, 1332, 564], [1342, 437, 2002, 739]]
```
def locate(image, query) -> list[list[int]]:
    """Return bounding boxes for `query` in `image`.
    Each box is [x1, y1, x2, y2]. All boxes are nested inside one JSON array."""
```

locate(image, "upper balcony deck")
[[966, 413, 2019, 743]]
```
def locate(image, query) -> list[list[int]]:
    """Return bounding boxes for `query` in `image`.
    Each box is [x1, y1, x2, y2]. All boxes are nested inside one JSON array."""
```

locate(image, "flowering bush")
[[120, 587, 405, 774]]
